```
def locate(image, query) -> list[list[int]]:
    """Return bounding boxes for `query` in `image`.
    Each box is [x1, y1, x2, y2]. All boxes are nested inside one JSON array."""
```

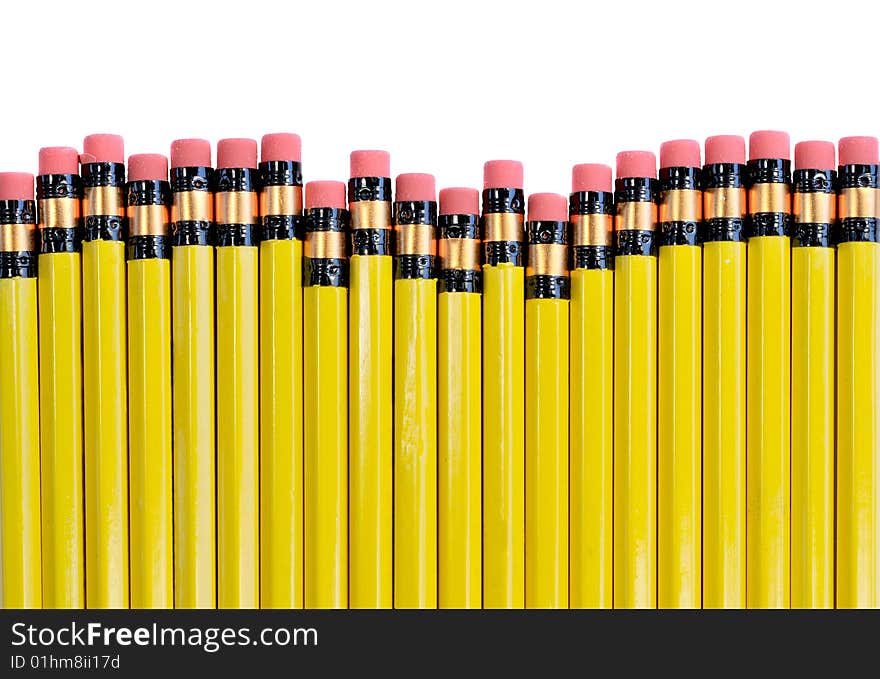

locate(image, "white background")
[[3, 0, 878, 194]]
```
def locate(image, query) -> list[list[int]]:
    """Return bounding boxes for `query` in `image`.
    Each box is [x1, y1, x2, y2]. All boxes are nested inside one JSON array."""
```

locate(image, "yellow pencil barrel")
[[524, 194, 569, 609], [613, 160, 658, 608], [0, 185, 41, 608], [437, 193, 481, 609], [348, 163, 393, 608], [482, 164, 526, 608], [37, 157, 84, 608], [701, 146, 747, 608], [170, 149, 216, 609], [259, 151, 304, 608], [126, 167, 173, 609], [215, 147, 260, 609], [791, 156, 836, 609], [393, 178, 438, 608], [81, 149, 129, 608], [657, 154, 702, 609], [303, 187, 349, 609], [746, 140, 792, 609], [569, 178, 614, 608]]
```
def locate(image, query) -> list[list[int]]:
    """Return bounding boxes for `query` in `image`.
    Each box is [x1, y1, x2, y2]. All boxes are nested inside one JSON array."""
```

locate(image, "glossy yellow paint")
[[0, 277, 42, 608], [438, 290, 481, 609], [260, 238, 304, 609], [747, 235, 791, 609], [525, 297, 568, 609], [82, 239, 128, 608], [127, 257, 172, 609], [702, 240, 746, 608], [837, 241, 880, 609], [172, 245, 216, 608], [482, 262, 525, 609], [658, 244, 701, 609], [38, 252, 84, 608], [304, 285, 348, 609], [613, 254, 657, 609], [394, 277, 437, 608], [569, 268, 612, 609], [216, 246, 259, 609], [791, 246, 834, 609], [349, 254, 393, 609]]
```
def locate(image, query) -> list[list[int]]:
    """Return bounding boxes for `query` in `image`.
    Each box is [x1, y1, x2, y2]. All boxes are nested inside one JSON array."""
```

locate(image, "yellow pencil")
[[569, 164, 614, 609], [524, 193, 569, 609], [746, 130, 792, 609], [259, 134, 304, 609], [215, 138, 260, 609], [836, 135, 880, 608], [348, 151, 393, 609], [702, 135, 748, 608], [790, 141, 836, 609], [393, 173, 438, 609], [303, 181, 349, 609], [126, 154, 173, 609], [170, 138, 216, 608], [657, 141, 702, 609], [613, 151, 658, 609], [81, 134, 129, 609], [0, 172, 41, 608], [481, 160, 525, 609], [37, 147, 84, 608], [437, 187, 482, 609]]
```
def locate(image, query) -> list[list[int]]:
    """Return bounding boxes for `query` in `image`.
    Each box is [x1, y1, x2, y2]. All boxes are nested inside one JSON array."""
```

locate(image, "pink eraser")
[[439, 187, 479, 215], [396, 173, 436, 202], [82, 134, 124, 164], [217, 138, 257, 169], [350, 150, 391, 179], [261, 133, 302, 163], [616, 151, 656, 179], [305, 180, 346, 210], [705, 135, 746, 165], [838, 136, 879, 166], [0, 172, 35, 201], [660, 139, 701, 169], [749, 130, 790, 161], [571, 163, 612, 193], [39, 147, 79, 176], [128, 154, 169, 182], [483, 160, 523, 190], [170, 138, 212, 169], [794, 141, 835, 171], [528, 192, 567, 222]]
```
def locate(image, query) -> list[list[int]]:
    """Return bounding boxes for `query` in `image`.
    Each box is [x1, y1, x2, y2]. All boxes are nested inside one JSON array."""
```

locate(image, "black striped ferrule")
[[792, 169, 837, 247], [126, 180, 171, 260], [215, 168, 258, 247], [438, 213, 481, 293], [570, 191, 614, 270], [658, 167, 701, 246], [0, 200, 37, 278], [394, 200, 437, 280], [614, 177, 658, 256], [526, 220, 569, 300], [837, 164, 879, 243], [700, 163, 747, 242], [37, 173, 82, 254], [259, 160, 303, 241], [482, 187, 525, 266], [746, 158, 792, 238], [349, 176, 392, 256], [81, 162, 126, 242], [303, 207, 349, 287], [171, 166, 214, 246]]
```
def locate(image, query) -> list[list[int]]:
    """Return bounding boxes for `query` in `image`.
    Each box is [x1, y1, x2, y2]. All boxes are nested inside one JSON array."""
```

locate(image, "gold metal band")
[[483, 212, 524, 242], [794, 191, 836, 225], [172, 190, 213, 224], [38, 197, 80, 229], [304, 231, 346, 259], [216, 191, 258, 225], [83, 186, 124, 218], [615, 201, 657, 232], [748, 182, 791, 215], [838, 187, 879, 220], [570, 213, 613, 247], [350, 200, 392, 230], [0, 223, 36, 252], [396, 224, 435, 256], [260, 185, 302, 217], [703, 187, 746, 220], [526, 243, 568, 277], [127, 204, 170, 237], [439, 237, 480, 271], [659, 189, 702, 223]]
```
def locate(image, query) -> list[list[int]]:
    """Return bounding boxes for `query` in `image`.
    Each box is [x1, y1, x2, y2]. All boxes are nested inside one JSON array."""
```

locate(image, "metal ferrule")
[[438, 213, 481, 293], [394, 200, 437, 280], [37, 173, 82, 254], [659, 167, 701, 246], [214, 168, 257, 246], [837, 164, 879, 242], [0, 200, 37, 278], [569, 191, 613, 269], [303, 206, 348, 287], [701, 163, 747, 243], [171, 166, 214, 246], [81, 162, 126, 242], [349, 178, 392, 256], [792, 168, 836, 247], [259, 160, 303, 241], [482, 187, 525, 266], [126, 180, 171, 260], [746, 158, 792, 238], [614, 177, 657, 256], [526, 219, 569, 299]]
